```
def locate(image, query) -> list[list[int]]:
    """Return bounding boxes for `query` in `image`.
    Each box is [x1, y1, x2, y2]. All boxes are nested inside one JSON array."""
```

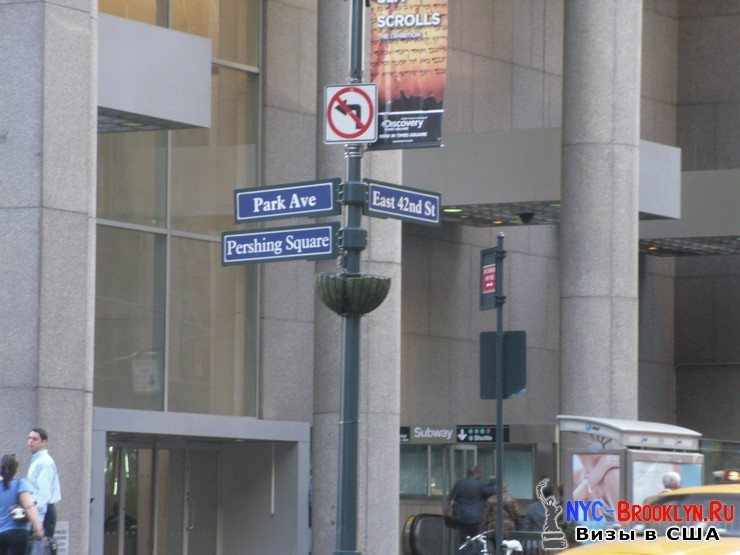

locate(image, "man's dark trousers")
[[43, 504, 57, 553]]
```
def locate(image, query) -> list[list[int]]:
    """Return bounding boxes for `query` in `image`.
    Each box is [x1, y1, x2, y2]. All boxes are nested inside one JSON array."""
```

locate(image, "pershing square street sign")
[[222, 223, 340, 265]]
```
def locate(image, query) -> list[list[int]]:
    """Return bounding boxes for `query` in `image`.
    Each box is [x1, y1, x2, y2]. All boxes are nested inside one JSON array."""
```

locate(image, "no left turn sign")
[[324, 83, 378, 144]]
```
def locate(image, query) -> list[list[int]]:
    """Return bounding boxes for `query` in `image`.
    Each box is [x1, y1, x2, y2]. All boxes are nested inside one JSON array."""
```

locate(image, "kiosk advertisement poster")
[[631, 461, 703, 504], [572, 453, 621, 515], [369, 0, 448, 149]]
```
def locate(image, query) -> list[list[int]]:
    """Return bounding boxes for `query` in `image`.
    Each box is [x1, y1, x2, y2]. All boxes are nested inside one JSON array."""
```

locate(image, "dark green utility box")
[[480, 330, 527, 399]]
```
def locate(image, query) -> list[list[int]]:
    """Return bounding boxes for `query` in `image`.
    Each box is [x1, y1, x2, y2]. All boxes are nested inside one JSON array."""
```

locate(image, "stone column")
[[0, 1, 96, 553], [560, 0, 642, 419], [314, 2, 402, 553]]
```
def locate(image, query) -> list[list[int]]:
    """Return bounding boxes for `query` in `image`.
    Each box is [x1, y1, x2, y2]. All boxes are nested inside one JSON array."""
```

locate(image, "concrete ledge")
[[99, 14, 211, 129], [93, 407, 310, 442], [402, 129, 681, 220], [641, 168, 740, 239]]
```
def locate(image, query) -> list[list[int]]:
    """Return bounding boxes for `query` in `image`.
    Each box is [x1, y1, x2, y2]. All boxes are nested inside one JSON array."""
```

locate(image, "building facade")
[[1, 1, 740, 553]]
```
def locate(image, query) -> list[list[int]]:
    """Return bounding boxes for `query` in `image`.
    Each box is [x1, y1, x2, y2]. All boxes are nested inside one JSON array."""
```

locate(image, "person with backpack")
[[0, 454, 44, 555]]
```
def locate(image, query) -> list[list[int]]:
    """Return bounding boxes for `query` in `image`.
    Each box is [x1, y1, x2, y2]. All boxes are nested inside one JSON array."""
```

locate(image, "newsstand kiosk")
[[556, 415, 704, 523]]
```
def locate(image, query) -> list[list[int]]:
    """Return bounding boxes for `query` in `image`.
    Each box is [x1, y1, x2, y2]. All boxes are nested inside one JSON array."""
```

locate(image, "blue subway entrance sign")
[[222, 223, 340, 265], [234, 179, 341, 222], [365, 180, 441, 225]]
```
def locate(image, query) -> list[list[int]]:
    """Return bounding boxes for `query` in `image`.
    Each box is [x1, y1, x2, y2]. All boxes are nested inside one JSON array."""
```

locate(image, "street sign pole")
[[494, 233, 506, 555], [336, 1, 365, 554]]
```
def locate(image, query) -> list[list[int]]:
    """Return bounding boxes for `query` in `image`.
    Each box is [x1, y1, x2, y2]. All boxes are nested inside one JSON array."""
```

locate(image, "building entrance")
[[103, 437, 220, 555], [91, 408, 310, 555]]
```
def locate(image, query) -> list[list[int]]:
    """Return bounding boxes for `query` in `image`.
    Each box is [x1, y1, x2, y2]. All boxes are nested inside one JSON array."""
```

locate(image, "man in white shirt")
[[27, 427, 61, 546]]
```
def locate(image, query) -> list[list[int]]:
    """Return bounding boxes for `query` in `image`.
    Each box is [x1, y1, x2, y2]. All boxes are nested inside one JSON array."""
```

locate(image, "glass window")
[[155, 449, 185, 554], [400, 445, 428, 496], [217, 0, 261, 66], [104, 446, 150, 554], [429, 446, 449, 496], [95, 226, 166, 410], [502, 449, 534, 499], [168, 238, 257, 416], [170, 68, 259, 235], [103, 445, 120, 554], [171, 0, 261, 66], [98, 131, 168, 227], [400, 444, 535, 498], [476, 447, 534, 499], [95, 0, 261, 417], [99, 0, 168, 26], [477, 447, 495, 481]]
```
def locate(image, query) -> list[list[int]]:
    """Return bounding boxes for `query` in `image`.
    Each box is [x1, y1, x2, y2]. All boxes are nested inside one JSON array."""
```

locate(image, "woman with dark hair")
[[0, 454, 44, 555]]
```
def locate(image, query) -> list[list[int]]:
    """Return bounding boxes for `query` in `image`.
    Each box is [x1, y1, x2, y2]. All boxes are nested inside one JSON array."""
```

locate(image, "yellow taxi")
[[563, 484, 740, 554]]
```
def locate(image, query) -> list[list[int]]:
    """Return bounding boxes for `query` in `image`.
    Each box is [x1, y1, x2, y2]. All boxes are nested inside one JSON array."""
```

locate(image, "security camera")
[[518, 212, 535, 225]]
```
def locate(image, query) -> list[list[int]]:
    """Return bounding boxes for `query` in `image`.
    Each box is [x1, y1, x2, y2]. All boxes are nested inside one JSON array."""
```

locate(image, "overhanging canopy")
[[557, 414, 702, 451]]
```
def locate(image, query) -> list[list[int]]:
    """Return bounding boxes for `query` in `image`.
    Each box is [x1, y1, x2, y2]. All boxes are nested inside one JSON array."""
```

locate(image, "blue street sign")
[[222, 223, 340, 265], [234, 179, 341, 222], [365, 180, 441, 225]]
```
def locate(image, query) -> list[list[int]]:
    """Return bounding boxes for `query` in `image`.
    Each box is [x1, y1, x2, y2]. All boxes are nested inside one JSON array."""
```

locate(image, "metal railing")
[[402, 514, 552, 555]]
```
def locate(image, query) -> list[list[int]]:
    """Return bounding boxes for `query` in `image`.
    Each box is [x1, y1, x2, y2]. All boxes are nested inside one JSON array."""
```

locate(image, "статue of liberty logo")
[[537, 478, 568, 550]]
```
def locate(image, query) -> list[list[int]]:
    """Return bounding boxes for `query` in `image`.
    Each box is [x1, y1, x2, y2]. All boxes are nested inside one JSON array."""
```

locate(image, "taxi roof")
[[662, 484, 740, 496]]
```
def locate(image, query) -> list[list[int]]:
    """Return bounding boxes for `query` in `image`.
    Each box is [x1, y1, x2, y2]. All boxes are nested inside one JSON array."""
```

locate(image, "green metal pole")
[[335, 1, 365, 554], [494, 233, 506, 555]]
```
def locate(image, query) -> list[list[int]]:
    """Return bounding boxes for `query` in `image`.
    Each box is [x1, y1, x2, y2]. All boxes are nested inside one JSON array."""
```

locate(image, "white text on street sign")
[[365, 180, 440, 225], [222, 223, 340, 265], [234, 179, 341, 222]]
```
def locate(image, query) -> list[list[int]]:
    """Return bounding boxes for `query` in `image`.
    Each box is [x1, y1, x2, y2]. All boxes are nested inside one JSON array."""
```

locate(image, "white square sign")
[[324, 83, 378, 144]]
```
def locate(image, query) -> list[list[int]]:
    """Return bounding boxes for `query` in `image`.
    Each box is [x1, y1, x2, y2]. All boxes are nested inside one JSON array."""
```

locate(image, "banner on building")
[[369, 0, 448, 150]]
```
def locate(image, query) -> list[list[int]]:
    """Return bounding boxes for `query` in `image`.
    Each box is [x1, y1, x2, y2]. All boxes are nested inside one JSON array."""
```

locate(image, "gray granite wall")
[[639, 1, 680, 423], [642, 0, 679, 146], [671, 0, 740, 437], [400, 0, 564, 429], [678, 0, 740, 170], [402, 223, 560, 427], [260, 0, 319, 422], [674, 255, 740, 441], [0, 1, 97, 552], [638, 256, 677, 423]]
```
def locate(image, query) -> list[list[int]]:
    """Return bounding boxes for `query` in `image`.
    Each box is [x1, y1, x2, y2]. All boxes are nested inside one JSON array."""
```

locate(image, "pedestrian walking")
[[447, 466, 487, 553], [0, 454, 44, 555], [482, 482, 522, 540], [26, 428, 61, 551]]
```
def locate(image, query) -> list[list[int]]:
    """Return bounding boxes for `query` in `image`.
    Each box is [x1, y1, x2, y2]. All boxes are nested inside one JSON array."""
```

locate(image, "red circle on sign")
[[327, 86, 374, 140]]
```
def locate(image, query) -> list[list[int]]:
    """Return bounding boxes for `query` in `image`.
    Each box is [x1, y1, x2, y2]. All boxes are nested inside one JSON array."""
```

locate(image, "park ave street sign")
[[366, 179, 441, 225], [234, 179, 341, 222], [222, 223, 339, 265]]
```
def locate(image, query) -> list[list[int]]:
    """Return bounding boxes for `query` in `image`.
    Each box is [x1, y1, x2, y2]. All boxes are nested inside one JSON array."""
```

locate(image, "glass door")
[[104, 444, 156, 555], [104, 438, 220, 555], [183, 449, 219, 554], [449, 445, 477, 484], [155, 447, 185, 554]]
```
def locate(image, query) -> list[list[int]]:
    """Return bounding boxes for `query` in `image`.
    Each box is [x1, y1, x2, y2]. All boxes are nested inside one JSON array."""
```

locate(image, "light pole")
[[316, 2, 390, 554], [494, 232, 506, 555]]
